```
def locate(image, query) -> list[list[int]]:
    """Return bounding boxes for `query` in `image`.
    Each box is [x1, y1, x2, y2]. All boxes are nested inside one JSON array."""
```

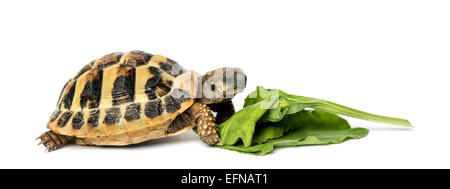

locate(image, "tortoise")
[[37, 50, 247, 151]]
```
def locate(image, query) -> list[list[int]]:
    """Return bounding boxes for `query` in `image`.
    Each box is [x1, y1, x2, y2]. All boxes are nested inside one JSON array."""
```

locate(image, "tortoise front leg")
[[208, 100, 235, 124], [186, 102, 220, 145]]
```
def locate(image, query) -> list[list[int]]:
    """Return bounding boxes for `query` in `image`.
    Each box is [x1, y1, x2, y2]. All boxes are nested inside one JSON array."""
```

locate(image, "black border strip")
[[0, 169, 447, 186]]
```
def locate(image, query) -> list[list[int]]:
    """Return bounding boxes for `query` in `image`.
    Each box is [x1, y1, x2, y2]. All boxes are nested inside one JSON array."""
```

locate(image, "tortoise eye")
[[210, 84, 216, 91]]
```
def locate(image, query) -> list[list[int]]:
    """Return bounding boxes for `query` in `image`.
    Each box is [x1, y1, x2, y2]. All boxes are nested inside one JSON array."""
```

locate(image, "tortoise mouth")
[[226, 71, 246, 97]]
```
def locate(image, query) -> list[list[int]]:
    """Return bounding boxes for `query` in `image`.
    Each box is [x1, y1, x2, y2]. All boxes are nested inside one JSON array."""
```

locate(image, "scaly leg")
[[186, 102, 220, 145], [36, 130, 73, 152]]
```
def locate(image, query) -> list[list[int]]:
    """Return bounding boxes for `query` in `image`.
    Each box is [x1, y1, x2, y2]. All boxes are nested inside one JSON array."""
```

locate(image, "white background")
[[0, 0, 449, 169]]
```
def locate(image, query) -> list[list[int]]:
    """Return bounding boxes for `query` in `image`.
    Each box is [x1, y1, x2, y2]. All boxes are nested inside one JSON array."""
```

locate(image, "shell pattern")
[[46, 50, 199, 145]]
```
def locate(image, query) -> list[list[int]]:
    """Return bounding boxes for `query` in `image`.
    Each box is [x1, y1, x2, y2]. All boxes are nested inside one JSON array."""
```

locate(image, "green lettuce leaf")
[[215, 86, 411, 155]]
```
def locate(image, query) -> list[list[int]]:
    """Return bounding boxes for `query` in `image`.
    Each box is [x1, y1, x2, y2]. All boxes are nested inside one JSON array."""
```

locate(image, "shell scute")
[[47, 51, 199, 145]]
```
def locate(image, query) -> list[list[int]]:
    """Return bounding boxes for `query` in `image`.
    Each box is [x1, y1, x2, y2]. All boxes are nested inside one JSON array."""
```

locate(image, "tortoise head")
[[200, 67, 247, 104]]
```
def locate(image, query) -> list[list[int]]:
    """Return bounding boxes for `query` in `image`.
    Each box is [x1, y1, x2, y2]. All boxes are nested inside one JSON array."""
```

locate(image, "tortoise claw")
[[199, 127, 220, 145], [36, 131, 71, 152]]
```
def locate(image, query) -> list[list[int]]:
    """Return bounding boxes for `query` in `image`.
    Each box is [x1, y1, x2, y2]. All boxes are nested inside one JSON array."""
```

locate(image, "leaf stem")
[[285, 95, 412, 127]]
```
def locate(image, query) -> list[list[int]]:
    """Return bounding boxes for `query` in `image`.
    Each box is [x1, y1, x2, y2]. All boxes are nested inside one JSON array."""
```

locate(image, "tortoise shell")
[[46, 50, 201, 145]]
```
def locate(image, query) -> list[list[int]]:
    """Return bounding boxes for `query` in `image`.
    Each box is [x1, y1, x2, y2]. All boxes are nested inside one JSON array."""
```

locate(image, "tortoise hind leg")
[[37, 131, 74, 152], [186, 102, 220, 145]]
